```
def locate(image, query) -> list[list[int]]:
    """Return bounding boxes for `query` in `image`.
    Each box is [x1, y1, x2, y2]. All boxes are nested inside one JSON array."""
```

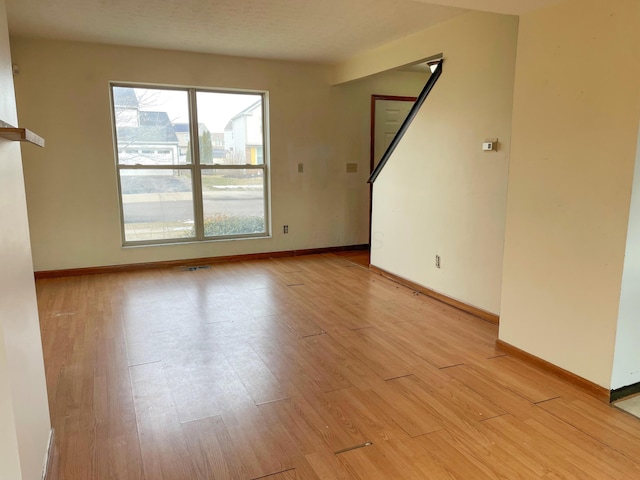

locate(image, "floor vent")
[[180, 265, 211, 271]]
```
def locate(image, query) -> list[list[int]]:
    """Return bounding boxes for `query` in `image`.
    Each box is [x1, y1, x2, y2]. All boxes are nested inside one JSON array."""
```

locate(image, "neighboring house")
[[211, 132, 226, 161], [173, 123, 226, 163], [113, 88, 180, 167], [172, 122, 190, 159], [224, 100, 264, 165]]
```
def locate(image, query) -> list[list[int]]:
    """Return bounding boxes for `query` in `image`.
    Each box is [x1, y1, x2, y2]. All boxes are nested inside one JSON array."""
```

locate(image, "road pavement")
[[122, 190, 264, 222]]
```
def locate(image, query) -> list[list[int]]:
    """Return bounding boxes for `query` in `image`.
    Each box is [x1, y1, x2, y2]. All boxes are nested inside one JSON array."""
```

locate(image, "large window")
[[111, 84, 269, 245]]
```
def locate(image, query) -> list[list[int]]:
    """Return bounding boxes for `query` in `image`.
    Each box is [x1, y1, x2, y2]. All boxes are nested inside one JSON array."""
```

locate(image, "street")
[[122, 190, 265, 222]]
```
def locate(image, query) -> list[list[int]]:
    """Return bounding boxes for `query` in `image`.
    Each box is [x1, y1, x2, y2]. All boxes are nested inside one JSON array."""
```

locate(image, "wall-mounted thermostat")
[[483, 138, 498, 152]]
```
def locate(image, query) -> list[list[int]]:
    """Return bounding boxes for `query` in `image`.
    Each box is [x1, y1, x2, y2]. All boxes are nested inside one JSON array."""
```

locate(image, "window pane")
[[113, 86, 191, 165], [120, 169, 194, 242], [201, 168, 266, 237], [196, 91, 263, 165]]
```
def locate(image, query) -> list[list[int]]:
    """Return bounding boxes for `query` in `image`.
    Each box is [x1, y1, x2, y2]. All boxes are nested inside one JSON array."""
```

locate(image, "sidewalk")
[[123, 187, 264, 204]]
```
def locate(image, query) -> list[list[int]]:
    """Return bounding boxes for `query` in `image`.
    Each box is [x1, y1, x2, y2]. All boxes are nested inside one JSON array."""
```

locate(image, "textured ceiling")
[[6, 0, 468, 63]]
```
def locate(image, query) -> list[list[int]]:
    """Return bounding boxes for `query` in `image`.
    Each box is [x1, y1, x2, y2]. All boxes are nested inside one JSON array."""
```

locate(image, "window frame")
[[109, 82, 270, 247]]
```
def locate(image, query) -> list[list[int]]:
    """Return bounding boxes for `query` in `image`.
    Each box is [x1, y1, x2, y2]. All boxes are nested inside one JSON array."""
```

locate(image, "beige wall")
[[10, 38, 403, 271], [0, 1, 51, 479], [414, 0, 562, 15], [331, 11, 517, 85], [325, 69, 431, 240], [500, 0, 640, 388], [0, 327, 21, 480], [369, 11, 518, 314]]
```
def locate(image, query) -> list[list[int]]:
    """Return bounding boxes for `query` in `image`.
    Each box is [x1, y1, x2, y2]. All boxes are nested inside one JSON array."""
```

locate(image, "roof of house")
[[117, 111, 178, 144], [139, 111, 172, 126], [173, 123, 189, 133], [232, 100, 261, 120], [117, 126, 179, 144], [224, 100, 262, 131], [113, 88, 139, 109], [173, 122, 210, 134]]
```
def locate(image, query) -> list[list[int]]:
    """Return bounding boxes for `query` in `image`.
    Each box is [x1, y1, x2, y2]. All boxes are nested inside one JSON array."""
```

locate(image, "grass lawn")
[[201, 173, 263, 188]]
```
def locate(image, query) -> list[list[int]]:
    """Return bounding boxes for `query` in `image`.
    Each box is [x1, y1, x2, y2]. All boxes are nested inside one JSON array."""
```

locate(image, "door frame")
[[369, 95, 417, 244]]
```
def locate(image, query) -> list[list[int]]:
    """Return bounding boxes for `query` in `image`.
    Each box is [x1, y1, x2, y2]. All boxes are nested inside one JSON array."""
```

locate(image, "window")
[[111, 84, 269, 245]]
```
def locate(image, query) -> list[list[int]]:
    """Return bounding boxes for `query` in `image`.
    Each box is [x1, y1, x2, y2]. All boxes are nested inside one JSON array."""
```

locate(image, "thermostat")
[[483, 138, 498, 152]]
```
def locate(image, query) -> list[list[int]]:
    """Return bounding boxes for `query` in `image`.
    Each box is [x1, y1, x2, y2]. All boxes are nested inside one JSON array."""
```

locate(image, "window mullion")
[[188, 88, 205, 240]]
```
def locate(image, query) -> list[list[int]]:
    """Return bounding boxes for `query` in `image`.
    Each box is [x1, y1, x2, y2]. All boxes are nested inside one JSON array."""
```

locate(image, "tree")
[[185, 130, 214, 164], [200, 130, 214, 164]]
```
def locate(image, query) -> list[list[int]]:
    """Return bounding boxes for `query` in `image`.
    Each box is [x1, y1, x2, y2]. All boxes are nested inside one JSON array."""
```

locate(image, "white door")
[[373, 99, 415, 169]]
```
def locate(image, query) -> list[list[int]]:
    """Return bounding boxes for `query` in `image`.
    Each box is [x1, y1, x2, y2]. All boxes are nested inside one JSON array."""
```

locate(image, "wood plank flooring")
[[36, 253, 640, 479]]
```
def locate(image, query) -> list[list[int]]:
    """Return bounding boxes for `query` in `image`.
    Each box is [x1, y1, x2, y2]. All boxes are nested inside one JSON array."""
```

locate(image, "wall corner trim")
[[495, 340, 610, 403]]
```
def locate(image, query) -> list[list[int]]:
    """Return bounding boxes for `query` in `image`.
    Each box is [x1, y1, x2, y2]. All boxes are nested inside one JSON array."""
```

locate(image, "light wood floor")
[[37, 253, 640, 479]]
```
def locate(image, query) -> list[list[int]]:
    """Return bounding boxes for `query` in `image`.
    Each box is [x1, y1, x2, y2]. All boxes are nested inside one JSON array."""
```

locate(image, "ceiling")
[[6, 0, 563, 64], [6, 0, 470, 63]]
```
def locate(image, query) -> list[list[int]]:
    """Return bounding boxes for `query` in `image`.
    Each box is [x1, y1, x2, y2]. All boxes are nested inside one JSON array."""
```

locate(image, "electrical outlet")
[[283, 225, 289, 234], [297, 163, 304, 173], [435, 255, 441, 268]]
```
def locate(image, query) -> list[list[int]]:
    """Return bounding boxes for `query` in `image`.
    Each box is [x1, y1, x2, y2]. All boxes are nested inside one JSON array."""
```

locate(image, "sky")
[[130, 87, 261, 133]]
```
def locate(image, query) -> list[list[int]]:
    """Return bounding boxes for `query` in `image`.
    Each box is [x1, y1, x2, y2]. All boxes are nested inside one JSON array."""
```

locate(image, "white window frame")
[[109, 83, 270, 246]]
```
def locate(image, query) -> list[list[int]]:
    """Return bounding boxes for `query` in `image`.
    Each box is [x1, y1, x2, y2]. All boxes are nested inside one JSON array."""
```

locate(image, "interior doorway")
[[369, 95, 417, 242], [371, 95, 417, 170]]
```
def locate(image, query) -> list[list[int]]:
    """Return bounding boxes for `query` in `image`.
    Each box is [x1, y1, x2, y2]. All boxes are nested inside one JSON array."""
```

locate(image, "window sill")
[[121, 233, 272, 249]]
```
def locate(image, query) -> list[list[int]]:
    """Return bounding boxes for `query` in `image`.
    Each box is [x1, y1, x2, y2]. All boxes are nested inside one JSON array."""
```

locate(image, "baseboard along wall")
[[34, 244, 369, 279], [368, 264, 499, 325], [495, 340, 610, 403]]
